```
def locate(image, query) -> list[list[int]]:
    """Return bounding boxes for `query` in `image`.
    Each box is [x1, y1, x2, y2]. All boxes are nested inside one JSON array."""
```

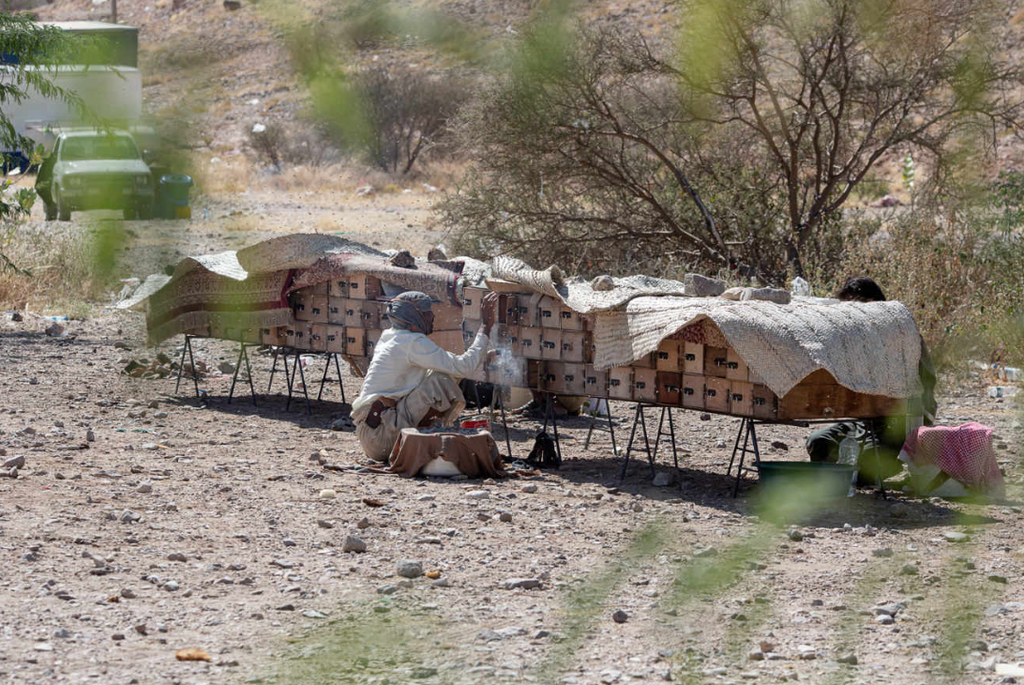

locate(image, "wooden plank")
[[308, 323, 327, 352], [344, 327, 366, 356], [325, 325, 345, 353], [560, 330, 586, 363], [704, 346, 729, 378], [726, 348, 748, 381], [540, 329, 562, 360], [461, 286, 488, 320], [683, 342, 704, 374], [584, 366, 608, 397], [633, 368, 658, 403], [657, 371, 682, 406], [562, 363, 587, 395], [778, 383, 838, 420], [751, 384, 778, 420], [682, 373, 705, 409], [519, 327, 543, 359], [347, 274, 381, 300], [608, 367, 633, 400], [729, 380, 754, 416], [705, 377, 730, 412], [656, 339, 681, 371]]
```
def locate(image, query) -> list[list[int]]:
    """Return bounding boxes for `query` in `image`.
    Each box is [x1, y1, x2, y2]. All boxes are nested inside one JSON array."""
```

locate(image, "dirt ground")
[[1, 211, 1023, 685]]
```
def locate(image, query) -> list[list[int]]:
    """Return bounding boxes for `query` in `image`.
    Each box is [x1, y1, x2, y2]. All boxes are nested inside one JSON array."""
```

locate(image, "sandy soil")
[[1, 208, 1023, 685]]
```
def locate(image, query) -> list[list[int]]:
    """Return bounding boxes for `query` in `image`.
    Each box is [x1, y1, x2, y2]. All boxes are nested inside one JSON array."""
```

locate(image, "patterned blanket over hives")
[[118, 234, 462, 344]]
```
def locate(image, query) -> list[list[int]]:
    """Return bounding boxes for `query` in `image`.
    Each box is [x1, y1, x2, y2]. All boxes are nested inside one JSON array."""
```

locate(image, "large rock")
[[683, 273, 726, 297]]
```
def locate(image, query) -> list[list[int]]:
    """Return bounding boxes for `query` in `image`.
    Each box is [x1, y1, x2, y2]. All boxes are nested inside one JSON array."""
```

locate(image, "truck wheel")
[[56, 187, 71, 222], [44, 202, 57, 221], [123, 207, 137, 220]]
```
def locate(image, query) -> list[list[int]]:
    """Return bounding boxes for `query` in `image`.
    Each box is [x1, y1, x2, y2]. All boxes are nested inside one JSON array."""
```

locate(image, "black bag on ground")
[[526, 431, 560, 469], [459, 379, 495, 409]]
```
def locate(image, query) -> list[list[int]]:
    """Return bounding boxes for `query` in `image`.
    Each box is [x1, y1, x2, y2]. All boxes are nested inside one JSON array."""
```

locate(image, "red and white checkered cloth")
[[901, 422, 1004, 497]]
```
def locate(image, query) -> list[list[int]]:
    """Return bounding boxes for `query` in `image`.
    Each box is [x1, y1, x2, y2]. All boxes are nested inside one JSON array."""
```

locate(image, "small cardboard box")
[[704, 346, 729, 378], [560, 330, 587, 363], [347, 274, 381, 300], [656, 339, 681, 371], [562, 363, 587, 396], [682, 342, 704, 374], [608, 367, 633, 400], [328, 278, 348, 300], [584, 366, 608, 397], [308, 323, 327, 352], [751, 384, 777, 420], [519, 327, 543, 360], [541, 361, 564, 393], [632, 368, 658, 403], [461, 286, 489, 320], [657, 371, 682, 406], [705, 376, 730, 412], [366, 329, 383, 358], [726, 348, 748, 382], [729, 380, 754, 416], [309, 296, 328, 324], [540, 329, 562, 360], [682, 373, 705, 409], [325, 325, 345, 353], [261, 326, 288, 347], [344, 327, 366, 356]]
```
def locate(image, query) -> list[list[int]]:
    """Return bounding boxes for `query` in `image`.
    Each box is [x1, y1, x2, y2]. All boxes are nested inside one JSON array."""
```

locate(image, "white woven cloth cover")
[[592, 297, 924, 399]]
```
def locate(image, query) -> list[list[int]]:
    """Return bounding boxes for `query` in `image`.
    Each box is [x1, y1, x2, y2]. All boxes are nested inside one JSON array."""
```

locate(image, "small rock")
[[502, 577, 541, 590], [45, 323, 64, 337], [2, 455, 25, 469], [317, 519, 334, 529], [770, 441, 789, 451], [693, 546, 717, 558], [120, 588, 137, 599], [467, 490, 490, 500], [318, 489, 337, 499], [218, 361, 236, 375], [748, 649, 765, 661], [787, 529, 803, 542], [872, 548, 894, 558], [837, 654, 858, 665], [343, 536, 367, 553], [521, 484, 538, 494], [611, 610, 629, 624], [989, 575, 1009, 584], [378, 585, 398, 595], [652, 471, 673, 487], [945, 531, 969, 543], [397, 560, 423, 578], [899, 564, 919, 576], [163, 580, 180, 592], [167, 552, 187, 562], [137, 482, 153, 494], [875, 614, 894, 625], [499, 512, 513, 523], [889, 502, 909, 518]]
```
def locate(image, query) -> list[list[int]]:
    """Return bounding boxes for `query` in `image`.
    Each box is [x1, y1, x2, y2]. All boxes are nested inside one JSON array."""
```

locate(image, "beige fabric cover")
[[592, 298, 923, 399]]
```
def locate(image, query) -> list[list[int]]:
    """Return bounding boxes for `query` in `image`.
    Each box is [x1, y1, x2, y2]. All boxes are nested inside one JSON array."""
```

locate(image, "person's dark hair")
[[836, 276, 887, 302]]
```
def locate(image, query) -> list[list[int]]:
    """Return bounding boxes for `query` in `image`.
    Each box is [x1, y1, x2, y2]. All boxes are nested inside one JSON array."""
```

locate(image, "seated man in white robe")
[[351, 290, 497, 462]]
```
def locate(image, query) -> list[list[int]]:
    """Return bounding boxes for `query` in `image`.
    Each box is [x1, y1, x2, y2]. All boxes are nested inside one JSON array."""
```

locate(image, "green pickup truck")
[[36, 129, 155, 221]]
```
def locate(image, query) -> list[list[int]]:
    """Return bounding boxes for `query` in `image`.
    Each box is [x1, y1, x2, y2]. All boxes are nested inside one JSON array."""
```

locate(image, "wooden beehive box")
[[608, 366, 633, 400], [344, 327, 366, 356], [519, 327, 543, 359], [584, 366, 608, 396], [560, 330, 589, 363], [347, 274, 381, 300], [540, 329, 562, 360], [461, 286, 488, 320], [657, 371, 682, 405], [682, 373, 705, 409], [261, 326, 288, 347], [366, 329, 383, 358], [682, 342, 704, 374], [308, 323, 327, 352], [656, 339, 681, 371], [705, 376, 730, 412], [325, 325, 345, 353]]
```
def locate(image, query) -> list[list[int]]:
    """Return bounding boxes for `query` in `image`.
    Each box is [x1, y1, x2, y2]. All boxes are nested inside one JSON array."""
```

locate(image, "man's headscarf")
[[388, 291, 434, 334]]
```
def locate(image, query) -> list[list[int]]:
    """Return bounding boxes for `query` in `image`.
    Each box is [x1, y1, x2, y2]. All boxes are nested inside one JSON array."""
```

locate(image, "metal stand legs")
[[227, 342, 258, 406], [729, 418, 762, 497], [174, 334, 201, 401]]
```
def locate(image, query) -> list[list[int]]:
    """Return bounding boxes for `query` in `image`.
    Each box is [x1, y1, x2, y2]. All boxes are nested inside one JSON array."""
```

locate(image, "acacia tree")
[[442, 0, 1022, 282]]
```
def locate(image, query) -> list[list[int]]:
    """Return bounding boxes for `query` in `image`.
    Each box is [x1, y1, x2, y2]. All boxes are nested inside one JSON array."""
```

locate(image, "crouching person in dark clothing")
[[805, 276, 937, 484]]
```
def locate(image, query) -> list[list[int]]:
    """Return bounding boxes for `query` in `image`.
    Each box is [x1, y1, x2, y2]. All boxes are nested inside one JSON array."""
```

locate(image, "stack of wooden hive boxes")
[[254, 274, 467, 364]]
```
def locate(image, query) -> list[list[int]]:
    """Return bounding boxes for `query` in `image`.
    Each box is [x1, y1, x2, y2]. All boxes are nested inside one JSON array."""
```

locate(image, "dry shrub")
[[826, 199, 1023, 370], [0, 222, 123, 313]]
